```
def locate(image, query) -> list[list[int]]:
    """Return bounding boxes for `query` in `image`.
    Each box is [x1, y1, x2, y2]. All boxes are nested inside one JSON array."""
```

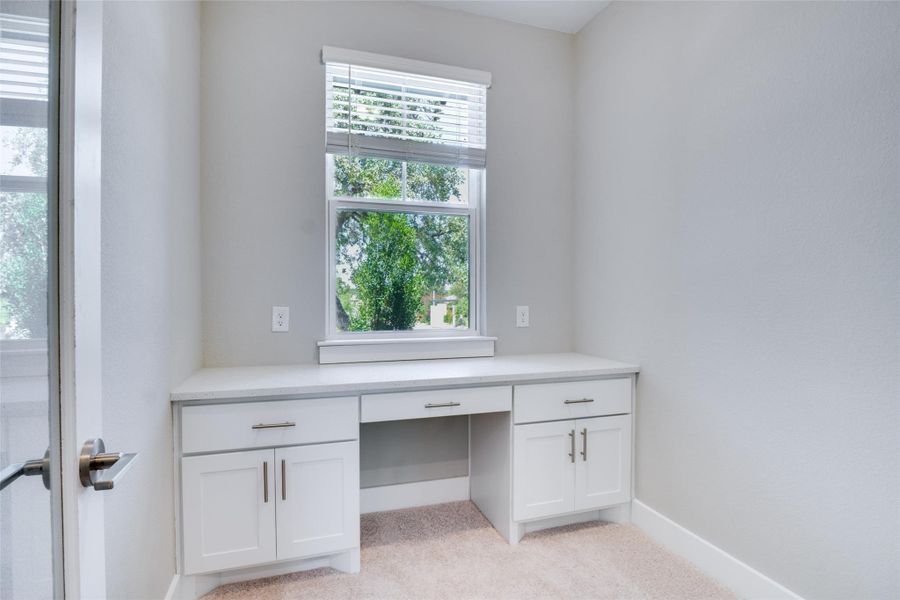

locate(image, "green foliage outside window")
[[334, 157, 471, 332], [1, 127, 48, 339], [332, 155, 466, 204], [348, 212, 423, 331]]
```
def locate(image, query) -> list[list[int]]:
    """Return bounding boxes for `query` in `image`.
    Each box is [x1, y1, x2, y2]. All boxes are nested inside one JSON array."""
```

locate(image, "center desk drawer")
[[361, 386, 511, 423], [514, 378, 631, 424], [181, 397, 358, 454]]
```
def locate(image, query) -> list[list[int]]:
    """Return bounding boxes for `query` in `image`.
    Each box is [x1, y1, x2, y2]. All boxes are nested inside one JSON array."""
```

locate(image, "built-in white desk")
[[170, 353, 639, 597]]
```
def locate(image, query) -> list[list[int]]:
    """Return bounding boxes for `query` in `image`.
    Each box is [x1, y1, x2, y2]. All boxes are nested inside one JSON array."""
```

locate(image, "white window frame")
[[321, 156, 492, 363], [1, 12, 51, 347], [318, 49, 493, 364]]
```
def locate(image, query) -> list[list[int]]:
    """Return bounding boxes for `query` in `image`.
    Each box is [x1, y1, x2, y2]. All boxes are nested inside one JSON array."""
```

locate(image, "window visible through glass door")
[[0, 2, 62, 598]]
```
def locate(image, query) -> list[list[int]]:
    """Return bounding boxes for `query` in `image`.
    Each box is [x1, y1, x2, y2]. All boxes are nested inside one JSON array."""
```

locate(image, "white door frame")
[[57, 1, 106, 598]]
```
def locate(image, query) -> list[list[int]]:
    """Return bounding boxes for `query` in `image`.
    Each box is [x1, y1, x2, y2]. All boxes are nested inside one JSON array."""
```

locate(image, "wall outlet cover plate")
[[272, 306, 290, 332], [516, 305, 529, 328]]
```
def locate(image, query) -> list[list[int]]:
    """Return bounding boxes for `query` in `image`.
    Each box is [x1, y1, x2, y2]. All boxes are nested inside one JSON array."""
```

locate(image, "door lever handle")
[[79, 438, 138, 491], [0, 449, 50, 491]]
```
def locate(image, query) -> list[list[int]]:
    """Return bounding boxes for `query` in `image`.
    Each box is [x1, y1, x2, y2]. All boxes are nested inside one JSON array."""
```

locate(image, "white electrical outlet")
[[272, 306, 290, 332], [516, 305, 529, 328]]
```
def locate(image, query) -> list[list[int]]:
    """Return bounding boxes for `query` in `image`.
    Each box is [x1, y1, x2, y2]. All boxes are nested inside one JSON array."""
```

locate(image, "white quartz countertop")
[[170, 353, 639, 402]]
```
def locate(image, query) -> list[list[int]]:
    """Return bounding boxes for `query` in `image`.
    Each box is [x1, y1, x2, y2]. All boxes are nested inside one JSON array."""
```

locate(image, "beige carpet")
[[203, 501, 737, 600]]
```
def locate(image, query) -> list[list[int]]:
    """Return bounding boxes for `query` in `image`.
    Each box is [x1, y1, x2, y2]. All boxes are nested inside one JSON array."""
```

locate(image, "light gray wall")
[[200, 0, 575, 367], [101, 2, 202, 598], [573, 2, 900, 598]]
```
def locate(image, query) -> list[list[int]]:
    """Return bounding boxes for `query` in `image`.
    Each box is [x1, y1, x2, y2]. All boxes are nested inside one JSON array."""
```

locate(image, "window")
[[1, 10, 51, 342], [322, 47, 491, 361]]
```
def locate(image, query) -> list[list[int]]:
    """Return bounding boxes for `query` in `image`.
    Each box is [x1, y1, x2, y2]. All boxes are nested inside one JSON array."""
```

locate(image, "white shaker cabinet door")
[[275, 441, 360, 560], [574, 414, 632, 512], [513, 420, 576, 521], [182, 449, 276, 574]]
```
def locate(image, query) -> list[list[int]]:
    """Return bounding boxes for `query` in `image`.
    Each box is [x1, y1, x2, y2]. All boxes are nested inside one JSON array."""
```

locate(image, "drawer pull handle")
[[564, 398, 594, 405], [263, 461, 269, 503], [424, 402, 461, 408], [281, 459, 286, 501], [251, 421, 296, 430], [569, 430, 576, 463]]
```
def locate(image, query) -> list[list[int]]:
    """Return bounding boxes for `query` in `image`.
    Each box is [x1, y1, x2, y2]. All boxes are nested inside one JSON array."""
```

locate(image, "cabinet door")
[[275, 441, 360, 560], [574, 414, 632, 511], [513, 420, 576, 521], [182, 449, 276, 574]]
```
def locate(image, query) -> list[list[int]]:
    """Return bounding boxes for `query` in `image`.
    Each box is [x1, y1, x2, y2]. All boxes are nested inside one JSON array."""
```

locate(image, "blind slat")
[[327, 119, 486, 140], [327, 99, 485, 122], [325, 61, 487, 169], [327, 78, 486, 104]]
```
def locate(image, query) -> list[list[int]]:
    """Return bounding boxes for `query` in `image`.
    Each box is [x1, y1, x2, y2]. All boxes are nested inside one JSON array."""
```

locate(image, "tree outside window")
[[1, 126, 48, 340], [333, 156, 472, 332]]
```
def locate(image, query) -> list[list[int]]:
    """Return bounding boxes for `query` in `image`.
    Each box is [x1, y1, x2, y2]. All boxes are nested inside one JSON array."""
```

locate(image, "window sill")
[[317, 336, 496, 365]]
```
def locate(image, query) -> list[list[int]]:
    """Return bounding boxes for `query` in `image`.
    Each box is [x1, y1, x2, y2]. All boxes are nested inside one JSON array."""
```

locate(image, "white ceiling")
[[420, 1, 611, 34]]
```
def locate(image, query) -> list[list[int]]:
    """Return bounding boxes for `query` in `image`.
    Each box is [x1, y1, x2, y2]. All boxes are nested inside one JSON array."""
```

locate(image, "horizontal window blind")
[[325, 60, 487, 169], [0, 12, 49, 102], [1, 12, 49, 128]]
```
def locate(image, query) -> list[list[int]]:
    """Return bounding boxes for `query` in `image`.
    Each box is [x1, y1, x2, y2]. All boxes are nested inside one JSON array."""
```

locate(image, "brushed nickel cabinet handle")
[[424, 402, 461, 408], [252, 421, 296, 430], [568, 430, 575, 463], [263, 461, 269, 503], [281, 459, 286, 501], [581, 428, 588, 461], [564, 398, 594, 405]]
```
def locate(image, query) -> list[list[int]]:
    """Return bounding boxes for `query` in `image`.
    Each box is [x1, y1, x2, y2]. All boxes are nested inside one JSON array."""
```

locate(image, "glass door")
[[0, 1, 62, 598]]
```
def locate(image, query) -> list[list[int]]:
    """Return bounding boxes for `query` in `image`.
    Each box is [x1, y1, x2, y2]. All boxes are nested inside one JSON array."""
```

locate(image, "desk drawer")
[[182, 397, 358, 454], [361, 386, 511, 423], [514, 379, 631, 424]]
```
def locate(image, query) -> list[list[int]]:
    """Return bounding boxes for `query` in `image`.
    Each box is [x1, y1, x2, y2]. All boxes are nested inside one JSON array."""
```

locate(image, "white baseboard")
[[510, 503, 631, 544], [361, 476, 469, 513], [632, 500, 802, 600], [164, 574, 179, 600], [165, 550, 359, 600], [520, 503, 631, 534], [164, 573, 218, 600], [165, 573, 220, 600]]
